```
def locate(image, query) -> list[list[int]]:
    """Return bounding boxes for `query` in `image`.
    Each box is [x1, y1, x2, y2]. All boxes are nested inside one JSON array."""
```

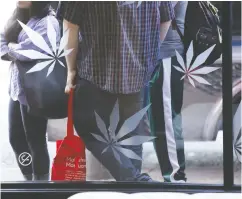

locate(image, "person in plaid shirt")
[[59, 1, 174, 181]]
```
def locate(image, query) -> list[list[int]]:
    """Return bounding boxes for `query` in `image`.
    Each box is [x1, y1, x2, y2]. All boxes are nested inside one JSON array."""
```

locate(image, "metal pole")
[[222, 1, 234, 189]]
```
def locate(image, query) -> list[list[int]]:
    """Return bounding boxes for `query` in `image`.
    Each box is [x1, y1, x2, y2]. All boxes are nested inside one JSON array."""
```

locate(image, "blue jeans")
[[73, 79, 151, 181]]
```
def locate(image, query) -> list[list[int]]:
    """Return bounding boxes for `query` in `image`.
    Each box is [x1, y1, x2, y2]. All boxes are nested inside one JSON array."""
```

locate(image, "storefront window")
[[0, 1, 241, 188]]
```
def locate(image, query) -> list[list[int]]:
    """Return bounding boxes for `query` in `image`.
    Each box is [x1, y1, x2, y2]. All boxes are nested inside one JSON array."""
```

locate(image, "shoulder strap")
[[67, 88, 74, 137], [171, 1, 185, 43], [56, 2, 64, 21], [172, 20, 185, 43]]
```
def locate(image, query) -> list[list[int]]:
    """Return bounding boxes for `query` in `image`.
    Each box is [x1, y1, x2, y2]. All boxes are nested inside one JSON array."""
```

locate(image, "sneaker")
[[164, 172, 187, 183], [136, 173, 159, 182]]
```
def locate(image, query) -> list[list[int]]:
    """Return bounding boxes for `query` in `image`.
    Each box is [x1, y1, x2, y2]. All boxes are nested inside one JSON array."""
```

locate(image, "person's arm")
[[160, 21, 172, 41], [61, 2, 84, 94], [0, 32, 15, 61], [63, 19, 79, 93], [159, 1, 175, 42], [7, 16, 60, 62]]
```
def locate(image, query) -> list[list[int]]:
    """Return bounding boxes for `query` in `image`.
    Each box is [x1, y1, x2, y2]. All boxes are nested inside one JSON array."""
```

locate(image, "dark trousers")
[[8, 99, 49, 176], [73, 79, 150, 181], [146, 57, 186, 182]]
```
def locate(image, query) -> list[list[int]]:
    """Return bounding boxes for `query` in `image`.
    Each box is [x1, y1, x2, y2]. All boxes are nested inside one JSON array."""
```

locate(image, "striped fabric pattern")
[[61, 1, 174, 94]]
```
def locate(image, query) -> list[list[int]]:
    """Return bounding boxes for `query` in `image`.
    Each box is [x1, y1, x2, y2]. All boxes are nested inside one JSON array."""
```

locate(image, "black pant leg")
[[20, 104, 49, 175], [8, 99, 33, 175]]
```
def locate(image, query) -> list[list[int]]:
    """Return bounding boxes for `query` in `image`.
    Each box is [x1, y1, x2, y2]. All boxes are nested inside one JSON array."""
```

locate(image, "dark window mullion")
[[222, 1, 234, 189]]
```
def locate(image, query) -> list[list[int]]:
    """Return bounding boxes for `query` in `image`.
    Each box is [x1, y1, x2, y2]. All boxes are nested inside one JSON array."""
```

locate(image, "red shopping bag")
[[51, 89, 86, 181]]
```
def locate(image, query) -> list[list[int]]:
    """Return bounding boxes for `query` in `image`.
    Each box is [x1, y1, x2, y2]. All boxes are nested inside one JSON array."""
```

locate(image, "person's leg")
[[20, 104, 49, 181], [170, 56, 186, 181], [148, 57, 186, 182], [8, 99, 33, 180], [117, 92, 145, 173], [73, 79, 152, 181], [148, 60, 172, 180]]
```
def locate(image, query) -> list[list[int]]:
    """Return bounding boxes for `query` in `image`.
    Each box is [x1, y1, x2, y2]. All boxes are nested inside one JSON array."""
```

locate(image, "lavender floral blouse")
[[0, 14, 60, 105]]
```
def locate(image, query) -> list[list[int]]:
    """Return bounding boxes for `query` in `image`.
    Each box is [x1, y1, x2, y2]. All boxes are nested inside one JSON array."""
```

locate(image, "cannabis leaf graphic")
[[173, 41, 220, 87], [1, 142, 15, 166], [15, 17, 73, 77], [233, 101, 241, 162], [2, 152, 15, 166], [91, 100, 155, 164], [234, 131, 241, 163], [121, 1, 143, 8]]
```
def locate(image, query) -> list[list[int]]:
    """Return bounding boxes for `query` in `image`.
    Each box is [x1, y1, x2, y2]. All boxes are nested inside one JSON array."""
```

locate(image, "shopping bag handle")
[[67, 88, 74, 137]]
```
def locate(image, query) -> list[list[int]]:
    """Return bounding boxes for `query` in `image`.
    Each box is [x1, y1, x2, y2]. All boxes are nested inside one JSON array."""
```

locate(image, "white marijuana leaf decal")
[[15, 17, 73, 77], [233, 101, 241, 162], [121, 1, 143, 8], [173, 41, 220, 87], [91, 100, 155, 164]]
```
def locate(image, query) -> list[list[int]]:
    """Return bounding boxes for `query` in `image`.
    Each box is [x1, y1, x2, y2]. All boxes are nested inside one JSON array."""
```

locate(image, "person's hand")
[[65, 70, 76, 94], [8, 42, 18, 50]]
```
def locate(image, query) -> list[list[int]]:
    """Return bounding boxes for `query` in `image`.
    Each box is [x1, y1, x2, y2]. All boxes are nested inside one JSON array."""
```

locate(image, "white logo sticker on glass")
[[91, 100, 155, 164], [233, 101, 241, 162], [173, 41, 221, 87], [15, 17, 73, 77], [121, 1, 143, 8]]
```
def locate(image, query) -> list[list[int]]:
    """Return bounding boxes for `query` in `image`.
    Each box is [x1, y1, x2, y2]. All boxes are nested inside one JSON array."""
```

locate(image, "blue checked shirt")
[[61, 1, 174, 94]]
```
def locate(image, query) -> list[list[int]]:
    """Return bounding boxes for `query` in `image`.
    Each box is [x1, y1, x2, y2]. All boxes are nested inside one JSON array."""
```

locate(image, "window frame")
[[1, 2, 241, 198]]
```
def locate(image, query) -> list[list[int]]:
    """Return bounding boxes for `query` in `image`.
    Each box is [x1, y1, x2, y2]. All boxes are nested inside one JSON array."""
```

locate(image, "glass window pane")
[[232, 2, 241, 186], [0, 1, 240, 186]]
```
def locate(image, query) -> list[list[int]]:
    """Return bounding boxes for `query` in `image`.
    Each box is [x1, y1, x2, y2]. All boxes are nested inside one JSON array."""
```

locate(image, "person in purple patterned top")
[[0, 1, 59, 181]]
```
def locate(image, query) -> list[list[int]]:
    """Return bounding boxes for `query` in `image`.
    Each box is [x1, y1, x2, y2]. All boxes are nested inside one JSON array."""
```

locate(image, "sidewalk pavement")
[[1, 137, 241, 184]]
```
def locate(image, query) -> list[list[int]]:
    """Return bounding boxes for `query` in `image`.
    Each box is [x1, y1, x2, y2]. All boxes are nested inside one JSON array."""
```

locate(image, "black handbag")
[[173, 1, 222, 66], [16, 56, 68, 119]]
